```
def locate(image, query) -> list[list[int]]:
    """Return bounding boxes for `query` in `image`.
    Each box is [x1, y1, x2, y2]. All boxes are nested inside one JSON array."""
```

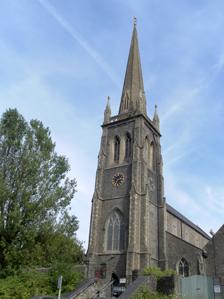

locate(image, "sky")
[[0, 0, 224, 250]]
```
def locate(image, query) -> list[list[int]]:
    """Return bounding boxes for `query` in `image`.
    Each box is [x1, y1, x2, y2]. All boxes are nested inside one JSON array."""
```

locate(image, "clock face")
[[112, 173, 125, 187]]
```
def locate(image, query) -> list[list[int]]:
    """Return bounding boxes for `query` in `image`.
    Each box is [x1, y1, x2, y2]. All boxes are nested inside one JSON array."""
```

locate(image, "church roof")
[[166, 203, 211, 240], [119, 19, 146, 115]]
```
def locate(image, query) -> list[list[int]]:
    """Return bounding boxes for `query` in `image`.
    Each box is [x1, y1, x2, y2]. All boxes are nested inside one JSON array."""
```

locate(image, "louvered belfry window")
[[114, 136, 120, 162], [125, 133, 132, 159]]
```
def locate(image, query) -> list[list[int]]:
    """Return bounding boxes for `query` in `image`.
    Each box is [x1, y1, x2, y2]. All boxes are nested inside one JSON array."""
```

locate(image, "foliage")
[[144, 267, 176, 279], [0, 109, 82, 270], [0, 269, 51, 299], [49, 262, 84, 293], [0, 267, 83, 298], [131, 286, 177, 299], [0, 109, 84, 296]]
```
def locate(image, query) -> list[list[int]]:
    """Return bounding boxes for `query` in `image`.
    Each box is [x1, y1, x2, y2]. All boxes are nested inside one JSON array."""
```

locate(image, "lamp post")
[[57, 275, 63, 299]]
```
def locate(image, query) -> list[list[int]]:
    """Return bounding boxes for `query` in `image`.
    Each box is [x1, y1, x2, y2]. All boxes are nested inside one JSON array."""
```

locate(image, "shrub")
[[0, 266, 83, 298], [49, 262, 84, 293], [143, 267, 176, 279], [0, 269, 51, 299], [131, 286, 177, 299]]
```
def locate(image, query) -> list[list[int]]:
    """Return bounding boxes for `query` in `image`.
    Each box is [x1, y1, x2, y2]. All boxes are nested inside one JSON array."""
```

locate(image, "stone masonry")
[[86, 21, 224, 284]]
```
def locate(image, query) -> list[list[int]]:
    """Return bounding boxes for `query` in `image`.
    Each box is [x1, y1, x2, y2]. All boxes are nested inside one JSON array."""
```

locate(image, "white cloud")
[[164, 171, 223, 235], [37, 0, 119, 86]]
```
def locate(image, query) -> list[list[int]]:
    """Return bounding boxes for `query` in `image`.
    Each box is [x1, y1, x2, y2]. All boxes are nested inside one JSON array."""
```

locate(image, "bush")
[[49, 262, 84, 293], [0, 270, 51, 299], [0, 266, 83, 298], [131, 286, 177, 299], [143, 267, 175, 279]]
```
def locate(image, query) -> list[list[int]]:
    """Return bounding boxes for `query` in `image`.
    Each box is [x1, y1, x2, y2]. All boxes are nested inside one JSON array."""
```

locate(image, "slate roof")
[[166, 203, 211, 240]]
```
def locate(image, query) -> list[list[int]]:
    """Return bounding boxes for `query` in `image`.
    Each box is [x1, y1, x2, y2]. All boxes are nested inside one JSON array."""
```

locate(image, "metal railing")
[[90, 280, 114, 299], [64, 278, 96, 299]]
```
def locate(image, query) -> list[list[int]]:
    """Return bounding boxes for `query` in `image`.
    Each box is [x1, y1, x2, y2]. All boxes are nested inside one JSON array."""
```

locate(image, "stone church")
[[87, 22, 224, 284]]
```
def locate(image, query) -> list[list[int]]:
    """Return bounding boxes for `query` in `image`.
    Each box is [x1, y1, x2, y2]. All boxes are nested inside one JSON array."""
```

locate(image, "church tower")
[[87, 21, 167, 282]]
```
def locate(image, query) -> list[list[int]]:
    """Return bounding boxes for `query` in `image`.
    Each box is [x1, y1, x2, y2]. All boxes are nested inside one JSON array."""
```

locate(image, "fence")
[[176, 275, 224, 299]]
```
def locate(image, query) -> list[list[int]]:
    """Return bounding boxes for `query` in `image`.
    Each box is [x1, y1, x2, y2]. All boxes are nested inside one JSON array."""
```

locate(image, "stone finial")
[[104, 96, 111, 124], [153, 104, 160, 131], [133, 16, 137, 27]]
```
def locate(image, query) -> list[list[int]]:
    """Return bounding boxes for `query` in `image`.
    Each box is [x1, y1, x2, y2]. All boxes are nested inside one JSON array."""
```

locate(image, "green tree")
[[0, 109, 83, 274]]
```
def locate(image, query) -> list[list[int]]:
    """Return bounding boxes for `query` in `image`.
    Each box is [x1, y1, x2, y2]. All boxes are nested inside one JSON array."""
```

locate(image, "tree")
[[0, 109, 82, 273]]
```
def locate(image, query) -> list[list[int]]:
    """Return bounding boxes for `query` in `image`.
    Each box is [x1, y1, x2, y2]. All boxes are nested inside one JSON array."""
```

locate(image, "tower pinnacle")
[[104, 96, 111, 124], [153, 104, 160, 131], [119, 22, 146, 115]]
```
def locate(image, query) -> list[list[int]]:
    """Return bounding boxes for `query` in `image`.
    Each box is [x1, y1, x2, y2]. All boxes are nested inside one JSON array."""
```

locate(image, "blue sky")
[[1, 0, 224, 249]]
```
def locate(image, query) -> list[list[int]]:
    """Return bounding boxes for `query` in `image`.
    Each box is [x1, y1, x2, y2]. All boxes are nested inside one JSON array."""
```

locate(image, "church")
[[86, 21, 224, 285]]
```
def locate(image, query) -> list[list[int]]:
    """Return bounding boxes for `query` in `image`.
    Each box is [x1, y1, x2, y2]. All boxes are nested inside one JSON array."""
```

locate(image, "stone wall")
[[88, 113, 165, 280], [166, 232, 202, 275], [167, 212, 208, 249], [204, 225, 224, 282]]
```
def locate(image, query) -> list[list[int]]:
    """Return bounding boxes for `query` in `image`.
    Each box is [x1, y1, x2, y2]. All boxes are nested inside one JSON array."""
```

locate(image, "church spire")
[[119, 18, 147, 115]]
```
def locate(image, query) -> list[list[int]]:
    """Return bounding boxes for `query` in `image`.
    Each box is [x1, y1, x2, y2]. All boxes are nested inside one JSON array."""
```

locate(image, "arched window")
[[125, 133, 132, 159], [105, 211, 125, 251], [145, 138, 155, 169], [149, 142, 154, 169], [114, 136, 120, 162], [178, 258, 189, 277]]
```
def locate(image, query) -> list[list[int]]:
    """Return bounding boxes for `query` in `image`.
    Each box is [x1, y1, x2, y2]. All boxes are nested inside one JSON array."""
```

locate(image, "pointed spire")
[[119, 18, 147, 115], [153, 105, 160, 131], [104, 96, 111, 124]]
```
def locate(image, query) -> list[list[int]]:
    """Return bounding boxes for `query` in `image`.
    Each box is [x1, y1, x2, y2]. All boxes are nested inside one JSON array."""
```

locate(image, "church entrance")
[[111, 272, 126, 297]]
